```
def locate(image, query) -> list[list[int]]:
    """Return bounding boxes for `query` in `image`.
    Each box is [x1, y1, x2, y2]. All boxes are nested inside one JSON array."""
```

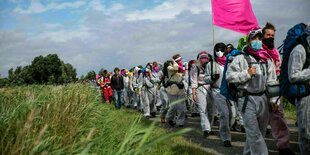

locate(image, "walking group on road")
[[92, 22, 310, 155]]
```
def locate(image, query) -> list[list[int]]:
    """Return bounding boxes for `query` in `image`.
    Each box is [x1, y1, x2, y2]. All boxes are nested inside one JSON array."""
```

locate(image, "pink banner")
[[212, 0, 259, 34]]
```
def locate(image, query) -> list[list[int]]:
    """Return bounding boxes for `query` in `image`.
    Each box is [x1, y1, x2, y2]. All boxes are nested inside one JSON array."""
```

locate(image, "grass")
[[0, 84, 211, 155], [282, 98, 297, 120]]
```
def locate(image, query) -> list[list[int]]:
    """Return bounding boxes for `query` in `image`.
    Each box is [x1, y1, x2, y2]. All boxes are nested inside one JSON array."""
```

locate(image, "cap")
[[247, 28, 263, 42]]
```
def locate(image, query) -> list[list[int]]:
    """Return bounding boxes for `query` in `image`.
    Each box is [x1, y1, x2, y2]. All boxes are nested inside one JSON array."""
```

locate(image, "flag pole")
[[211, 0, 215, 47], [212, 23, 215, 47]]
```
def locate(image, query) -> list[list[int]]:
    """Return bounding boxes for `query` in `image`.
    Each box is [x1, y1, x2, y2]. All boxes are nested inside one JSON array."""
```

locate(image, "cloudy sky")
[[0, 0, 309, 77]]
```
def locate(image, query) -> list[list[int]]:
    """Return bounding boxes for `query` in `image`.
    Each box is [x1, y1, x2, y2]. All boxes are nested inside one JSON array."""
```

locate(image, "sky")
[[0, 0, 309, 77]]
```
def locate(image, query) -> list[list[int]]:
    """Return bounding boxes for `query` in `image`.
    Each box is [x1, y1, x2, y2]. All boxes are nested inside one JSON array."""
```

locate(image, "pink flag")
[[212, 0, 259, 34]]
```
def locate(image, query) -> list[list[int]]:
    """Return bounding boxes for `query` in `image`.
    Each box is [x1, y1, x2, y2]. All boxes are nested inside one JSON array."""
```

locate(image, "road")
[[151, 115, 300, 155]]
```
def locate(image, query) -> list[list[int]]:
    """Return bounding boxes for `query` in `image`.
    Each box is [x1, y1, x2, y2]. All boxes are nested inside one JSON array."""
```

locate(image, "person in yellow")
[[165, 54, 187, 127]]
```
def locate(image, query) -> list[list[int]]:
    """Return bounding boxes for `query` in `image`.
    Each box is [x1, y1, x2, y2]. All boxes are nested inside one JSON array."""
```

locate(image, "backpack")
[[220, 49, 252, 101], [279, 23, 310, 105]]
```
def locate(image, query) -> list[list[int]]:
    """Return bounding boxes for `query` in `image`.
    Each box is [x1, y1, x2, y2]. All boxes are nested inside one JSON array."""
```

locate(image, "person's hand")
[[211, 74, 220, 81], [247, 67, 256, 77]]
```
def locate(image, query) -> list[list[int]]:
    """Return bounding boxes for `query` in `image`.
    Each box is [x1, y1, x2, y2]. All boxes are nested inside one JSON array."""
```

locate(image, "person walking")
[[111, 67, 124, 109], [191, 51, 214, 137], [204, 43, 232, 147], [226, 28, 278, 155]]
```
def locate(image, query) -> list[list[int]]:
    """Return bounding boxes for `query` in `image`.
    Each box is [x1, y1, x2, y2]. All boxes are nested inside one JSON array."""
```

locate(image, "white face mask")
[[215, 51, 224, 57]]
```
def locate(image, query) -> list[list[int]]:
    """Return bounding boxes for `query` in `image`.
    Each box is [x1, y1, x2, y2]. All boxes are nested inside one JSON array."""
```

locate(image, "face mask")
[[215, 51, 224, 57], [251, 40, 262, 51], [262, 38, 274, 49]]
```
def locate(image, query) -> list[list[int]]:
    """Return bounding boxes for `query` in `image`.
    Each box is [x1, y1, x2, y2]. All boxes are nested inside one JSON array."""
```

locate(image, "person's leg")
[[160, 88, 169, 122], [149, 88, 157, 115], [269, 100, 290, 150], [215, 90, 231, 143], [142, 88, 151, 117], [113, 90, 119, 109], [175, 95, 186, 126], [116, 90, 122, 109], [103, 89, 109, 103], [166, 94, 177, 126], [296, 96, 310, 154], [197, 87, 211, 133], [241, 96, 268, 155]]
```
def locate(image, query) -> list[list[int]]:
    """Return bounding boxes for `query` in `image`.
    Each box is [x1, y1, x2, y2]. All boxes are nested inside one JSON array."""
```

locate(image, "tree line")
[[0, 54, 80, 87]]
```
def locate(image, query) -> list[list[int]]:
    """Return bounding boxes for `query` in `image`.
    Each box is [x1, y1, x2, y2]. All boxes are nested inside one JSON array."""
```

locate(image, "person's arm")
[[110, 76, 114, 89], [204, 62, 213, 84], [226, 55, 252, 84], [120, 76, 124, 89], [190, 65, 198, 102], [288, 45, 310, 83]]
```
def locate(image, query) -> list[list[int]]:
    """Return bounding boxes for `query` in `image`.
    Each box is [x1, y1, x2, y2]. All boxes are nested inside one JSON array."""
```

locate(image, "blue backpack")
[[279, 23, 310, 105], [220, 49, 243, 101]]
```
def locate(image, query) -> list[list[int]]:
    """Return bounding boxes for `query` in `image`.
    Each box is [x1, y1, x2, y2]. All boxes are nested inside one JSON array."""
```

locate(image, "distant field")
[[0, 84, 211, 155]]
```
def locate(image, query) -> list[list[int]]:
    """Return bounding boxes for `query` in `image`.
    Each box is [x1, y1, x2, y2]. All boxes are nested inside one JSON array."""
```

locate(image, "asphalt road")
[[151, 115, 300, 155]]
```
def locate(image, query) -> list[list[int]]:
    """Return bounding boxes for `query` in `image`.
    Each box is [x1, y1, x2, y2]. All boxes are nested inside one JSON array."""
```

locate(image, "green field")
[[0, 84, 210, 155]]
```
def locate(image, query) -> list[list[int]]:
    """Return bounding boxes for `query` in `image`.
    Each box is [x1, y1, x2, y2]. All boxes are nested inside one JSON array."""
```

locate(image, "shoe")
[[208, 131, 215, 135], [223, 140, 232, 147], [203, 130, 209, 138], [150, 112, 156, 118], [168, 120, 175, 127], [231, 122, 237, 131], [240, 125, 245, 133], [279, 148, 295, 155], [178, 125, 184, 128]]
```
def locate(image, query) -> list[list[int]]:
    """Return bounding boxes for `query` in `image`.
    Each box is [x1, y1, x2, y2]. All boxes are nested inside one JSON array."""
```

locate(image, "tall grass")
[[0, 84, 210, 155]]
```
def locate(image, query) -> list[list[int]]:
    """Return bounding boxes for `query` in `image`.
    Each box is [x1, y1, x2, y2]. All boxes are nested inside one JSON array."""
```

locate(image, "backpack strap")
[[243, 54, 252, 68]]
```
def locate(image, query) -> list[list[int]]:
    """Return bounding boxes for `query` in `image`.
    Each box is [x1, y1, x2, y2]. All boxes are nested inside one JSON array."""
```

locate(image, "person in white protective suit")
[[191, 51, 215, 137], [165, 54, 187, 127], [141, 63, 159, 118], [288, 24, 310, 155], [226, 28, 278, 155], [132, 66, 143, 112], [204, 43, 232, 147]]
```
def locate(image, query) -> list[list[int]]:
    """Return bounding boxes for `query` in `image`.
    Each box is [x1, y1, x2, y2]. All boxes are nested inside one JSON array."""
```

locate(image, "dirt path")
[[151, 115, 300, 155]]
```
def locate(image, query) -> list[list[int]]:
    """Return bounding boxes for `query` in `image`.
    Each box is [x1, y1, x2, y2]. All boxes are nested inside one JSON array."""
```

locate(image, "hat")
[[196, 51, 208, 60], [226, 44, 234, 49], [172, 54, 182, 62], [247, 28, 263, 42], [214, 43, 227, 52]]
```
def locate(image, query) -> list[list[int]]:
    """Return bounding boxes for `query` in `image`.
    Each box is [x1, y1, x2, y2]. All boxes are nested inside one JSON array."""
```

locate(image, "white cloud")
[[13, 0, 86, 14], [126, 0, 211, 21], [88, 0, 105, 12], [2, 0, 310, 78], [45, 23, 62, 29], [35, 28, 93, 43], [110, 3, 125, 12]]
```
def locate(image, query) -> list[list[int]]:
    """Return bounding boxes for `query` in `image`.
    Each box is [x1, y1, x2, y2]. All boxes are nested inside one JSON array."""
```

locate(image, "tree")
[[45, 54, 62, 83], [6, 53, 77, 85], [85, 70, 96, 81], [8, 68, 14, 83], [31, 55, 48, 84]]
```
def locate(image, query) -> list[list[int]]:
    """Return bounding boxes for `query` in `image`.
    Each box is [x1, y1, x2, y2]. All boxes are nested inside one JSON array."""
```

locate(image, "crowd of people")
[[92, 22, 310, 155]]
